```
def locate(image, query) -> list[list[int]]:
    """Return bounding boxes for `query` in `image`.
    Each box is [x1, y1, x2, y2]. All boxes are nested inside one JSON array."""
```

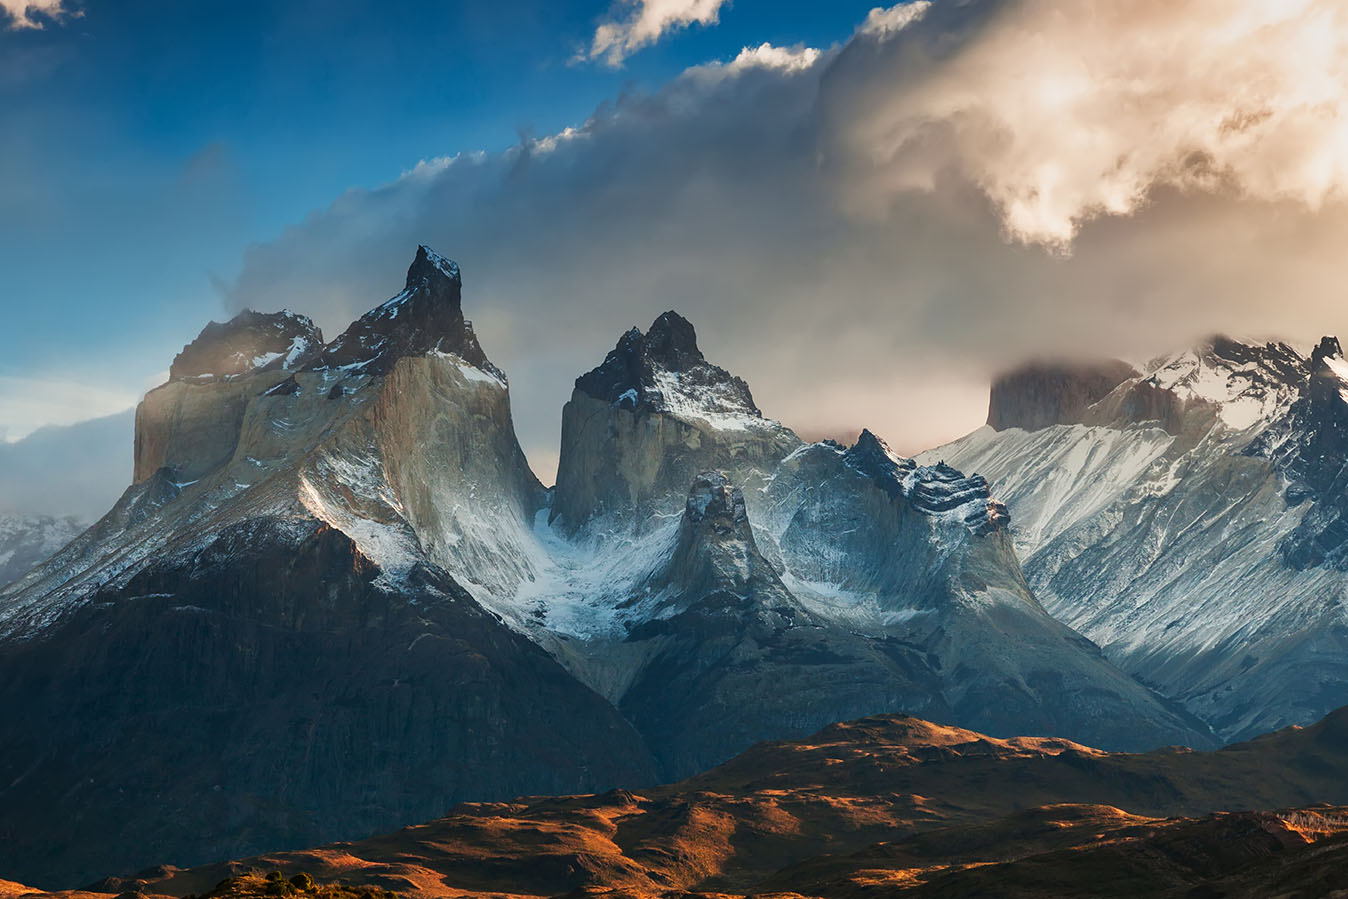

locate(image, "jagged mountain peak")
[[843, 429, 917, 496], [1143, 335, 1305, 393], [644, 310, 703, 370], [407, 244, 461, 287], [1309, 335, 1347, 388], [308, 245, 499, 379], [169, 308, 323, 382], [1296, 334, 1348, 439], [833, 429, 1007, 536], [551, 312, 800, 534], [1064, 335, 1308, 436], [574, 311, 761, 421]]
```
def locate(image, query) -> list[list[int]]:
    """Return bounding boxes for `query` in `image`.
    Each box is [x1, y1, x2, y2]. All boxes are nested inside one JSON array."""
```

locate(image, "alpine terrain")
[[0, 514, 85, 589], [926, 336, 1348, 743], [0, 247, 1205, 886]]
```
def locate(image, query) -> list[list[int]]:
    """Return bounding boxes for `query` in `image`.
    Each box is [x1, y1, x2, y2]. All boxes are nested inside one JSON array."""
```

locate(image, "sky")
[[3, 0, 1348, 510]]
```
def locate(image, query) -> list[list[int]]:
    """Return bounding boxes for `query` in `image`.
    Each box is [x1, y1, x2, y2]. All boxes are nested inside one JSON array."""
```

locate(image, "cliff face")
[[550, 311, 801, 536], [988, 359, 1139, 431]]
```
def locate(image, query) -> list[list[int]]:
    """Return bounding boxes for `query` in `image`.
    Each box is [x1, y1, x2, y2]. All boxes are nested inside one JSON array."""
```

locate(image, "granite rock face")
[[551, 311, 800, 536]]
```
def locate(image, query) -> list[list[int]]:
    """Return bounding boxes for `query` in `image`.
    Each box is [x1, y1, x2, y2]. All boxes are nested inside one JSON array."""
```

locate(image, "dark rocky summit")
[[844, 429, 1010, 535], [169, 310, 323, 381], [551, 311, 798, 533], [308, 245, 499, 378], [574, 310, 761, 415], [988, 359, 1139, 431]]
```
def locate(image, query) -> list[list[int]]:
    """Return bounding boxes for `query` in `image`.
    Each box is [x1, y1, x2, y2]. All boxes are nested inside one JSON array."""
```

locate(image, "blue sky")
[[0, 0, 885, 437]]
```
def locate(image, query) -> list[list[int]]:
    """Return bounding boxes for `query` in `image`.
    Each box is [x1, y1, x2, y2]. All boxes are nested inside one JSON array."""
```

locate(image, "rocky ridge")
[[928, 334, 1348, 742]]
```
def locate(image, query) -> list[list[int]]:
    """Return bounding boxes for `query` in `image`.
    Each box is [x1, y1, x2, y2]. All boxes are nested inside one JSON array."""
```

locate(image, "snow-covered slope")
[[501, 314, 1210, 770], [926, 337, 1348, 741], [0, 514, 85, 589]]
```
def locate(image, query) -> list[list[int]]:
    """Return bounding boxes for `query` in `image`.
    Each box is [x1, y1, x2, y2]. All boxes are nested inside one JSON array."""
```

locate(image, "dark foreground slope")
[[51, 706, 1348, 899], [0, 520, 655, 887]]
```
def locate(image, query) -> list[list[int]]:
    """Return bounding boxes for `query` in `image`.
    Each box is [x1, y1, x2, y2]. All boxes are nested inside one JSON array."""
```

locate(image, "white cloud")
[[681, 42, 824, 83], [0, 0, 74, 29], [832, 0, 1348, 246], [0, 376, 136, 443], [587, 0, 730, 66], [857, 2, 932, 39]]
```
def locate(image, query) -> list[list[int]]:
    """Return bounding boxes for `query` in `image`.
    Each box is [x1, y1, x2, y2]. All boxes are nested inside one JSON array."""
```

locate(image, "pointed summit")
[[406, 244, 461, 287], [574, 310, 760, 418], [309, 245, 499, 378], [657, 471, 769, 599], [843, 429, 917, 499], [644, 311, 702, 370], [552, 311, 801, 533]]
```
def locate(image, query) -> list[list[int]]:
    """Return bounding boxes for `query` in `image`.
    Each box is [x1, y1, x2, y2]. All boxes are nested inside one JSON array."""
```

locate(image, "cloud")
[[683, 42, 823, 81], [0, 410, 133, 519], [857, 1, 931, 38], [0, 376, 137, 443], [587, 0, 730, 66], [831, 0, 1348, 246], [224, 0, 1348, 481], [1, 0, 74, 29]]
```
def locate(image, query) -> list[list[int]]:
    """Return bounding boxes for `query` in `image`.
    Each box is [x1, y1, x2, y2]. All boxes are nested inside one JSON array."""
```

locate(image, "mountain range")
[[2, 246, 1347, 888]]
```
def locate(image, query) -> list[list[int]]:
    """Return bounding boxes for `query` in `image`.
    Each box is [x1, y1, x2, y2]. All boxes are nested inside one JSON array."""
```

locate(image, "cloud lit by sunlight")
[[0, 0, 74, 29], [834, 0, 1348, 247], [586, 0, 730, 66]]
